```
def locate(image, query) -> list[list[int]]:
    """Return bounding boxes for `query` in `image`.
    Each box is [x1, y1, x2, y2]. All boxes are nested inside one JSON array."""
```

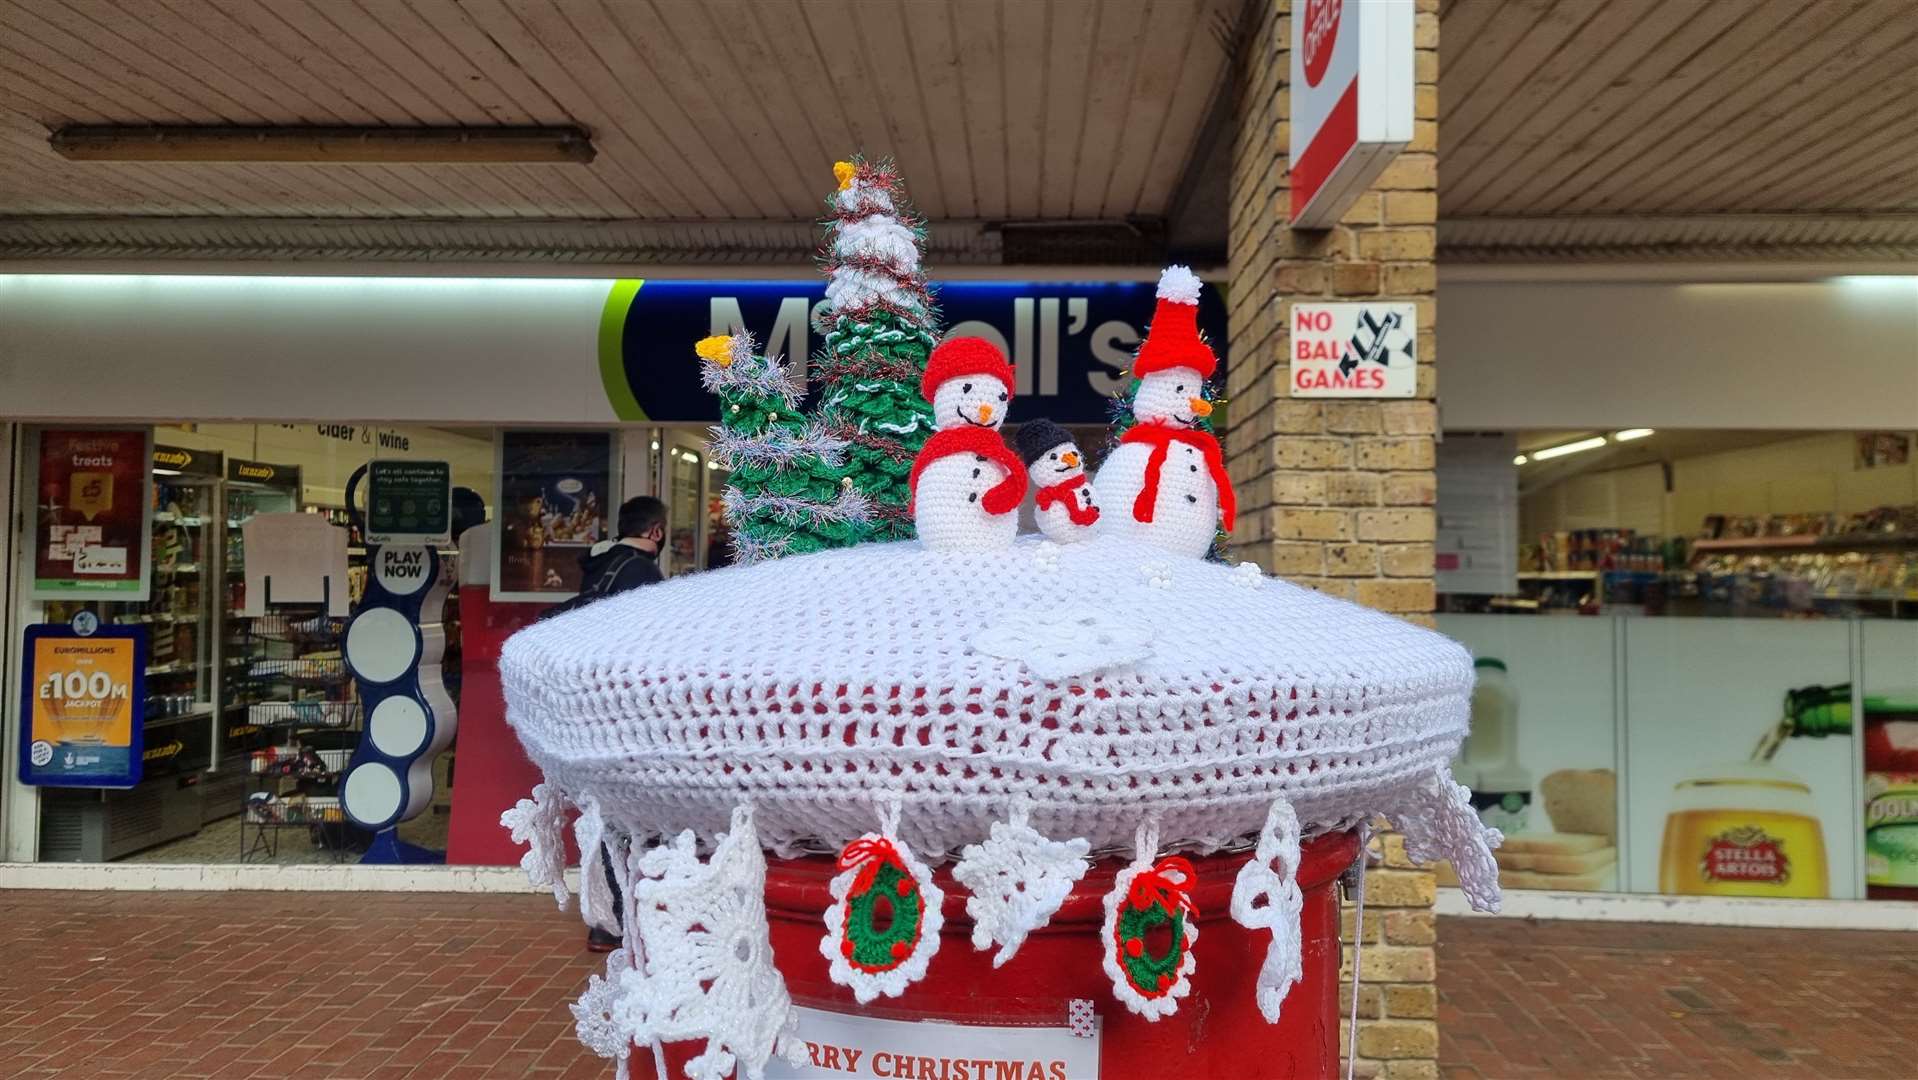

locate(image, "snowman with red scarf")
[[1017, 419, 1100, 544], [908, 336, 1029, 550], [1092, 266, 1236, 558]]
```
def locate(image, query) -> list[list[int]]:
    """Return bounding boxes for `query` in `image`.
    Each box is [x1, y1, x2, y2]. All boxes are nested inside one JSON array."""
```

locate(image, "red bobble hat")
[[1132, 265, 1218, 379], [921, 336, 1017, 403]]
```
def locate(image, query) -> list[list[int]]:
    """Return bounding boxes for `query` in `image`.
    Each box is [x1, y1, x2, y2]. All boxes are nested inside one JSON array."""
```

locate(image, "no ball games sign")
[[1290, 302, 1417, 398]]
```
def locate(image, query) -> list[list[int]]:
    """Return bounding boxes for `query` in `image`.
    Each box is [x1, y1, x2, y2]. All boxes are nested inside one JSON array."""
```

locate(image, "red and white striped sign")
[[1288, 0, 1415, 228]]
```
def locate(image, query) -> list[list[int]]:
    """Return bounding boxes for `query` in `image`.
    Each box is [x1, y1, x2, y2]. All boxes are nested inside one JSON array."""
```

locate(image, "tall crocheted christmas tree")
[[695, 334, 869, 562], [698, 158, 937, 562], [811, 157, 938, 543]]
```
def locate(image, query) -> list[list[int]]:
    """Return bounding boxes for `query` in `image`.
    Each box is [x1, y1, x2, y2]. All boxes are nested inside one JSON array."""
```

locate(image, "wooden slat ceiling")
[[1439, 0, 1918, 261], [0, 0, 1239, 261]]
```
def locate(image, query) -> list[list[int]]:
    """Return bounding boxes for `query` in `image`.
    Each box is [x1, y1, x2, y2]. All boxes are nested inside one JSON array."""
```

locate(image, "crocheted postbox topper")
[[499, 159, 1501, 1080]]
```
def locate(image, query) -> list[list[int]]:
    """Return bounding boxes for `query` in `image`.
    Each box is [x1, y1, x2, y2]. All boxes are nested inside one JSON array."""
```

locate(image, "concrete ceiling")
[[1, 0, 1915, 267], [1439, 0, 1918, 264], [0, 0, 1241, 264]]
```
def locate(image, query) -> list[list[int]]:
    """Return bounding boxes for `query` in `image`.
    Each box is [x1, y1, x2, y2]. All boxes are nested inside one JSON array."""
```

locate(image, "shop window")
[[1436, 429, 1918, 902]]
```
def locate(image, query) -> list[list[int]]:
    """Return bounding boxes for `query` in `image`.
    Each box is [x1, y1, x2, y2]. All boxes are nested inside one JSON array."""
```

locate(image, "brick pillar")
[[1226, 1, 1441, 1077]]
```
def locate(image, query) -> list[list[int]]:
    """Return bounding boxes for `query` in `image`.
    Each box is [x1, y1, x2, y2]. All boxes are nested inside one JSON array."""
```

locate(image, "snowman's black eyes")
[[998, 392, 1007, 402], [962, 382, 973, 393], [1175, 384, 1185, 392]]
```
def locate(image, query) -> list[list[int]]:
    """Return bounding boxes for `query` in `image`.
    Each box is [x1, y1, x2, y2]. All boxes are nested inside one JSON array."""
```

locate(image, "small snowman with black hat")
[[1016, 419, 1100, 544]]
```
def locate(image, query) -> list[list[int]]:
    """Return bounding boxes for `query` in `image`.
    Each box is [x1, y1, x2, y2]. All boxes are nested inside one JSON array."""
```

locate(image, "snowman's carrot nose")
[[1062, 451, 1081, 468], [1189, 397, 1213, 417], [978, 404, 995, 423]]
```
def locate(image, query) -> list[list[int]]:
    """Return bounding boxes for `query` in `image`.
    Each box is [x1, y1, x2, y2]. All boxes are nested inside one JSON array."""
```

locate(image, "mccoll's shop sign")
[[600, 280, 1227, 426], [0, 275, 1225, 427]]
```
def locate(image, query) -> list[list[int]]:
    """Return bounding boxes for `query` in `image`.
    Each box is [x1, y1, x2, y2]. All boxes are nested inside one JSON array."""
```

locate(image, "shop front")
[[1433, 276, 1918, 911], [0, 272, 1225, 869]]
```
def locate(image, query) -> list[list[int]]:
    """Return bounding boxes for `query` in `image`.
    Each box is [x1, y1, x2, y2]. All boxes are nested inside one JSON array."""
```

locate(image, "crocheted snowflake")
[[572, 796, 618, 933], [968, 605, 1153, 680], [570, 952, 639, 1064], [618, 807, 804, 1080], [1397, 767, 1505, 914], [1229, 798, 1306, 1023], [500, 783, 569, 910], [952, 808, 1092, 967]]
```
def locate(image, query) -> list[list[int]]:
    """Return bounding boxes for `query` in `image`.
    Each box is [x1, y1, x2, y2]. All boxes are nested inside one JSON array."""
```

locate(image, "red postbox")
[[634, 829, 1361, 1080]]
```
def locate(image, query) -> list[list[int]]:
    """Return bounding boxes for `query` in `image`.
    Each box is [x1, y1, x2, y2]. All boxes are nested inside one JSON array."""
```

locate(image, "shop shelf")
[[1691, 532, 1916, 553], [248, 701, 359, 729], [145, 706, 215, 728], [1516, 571, 1601, 581]]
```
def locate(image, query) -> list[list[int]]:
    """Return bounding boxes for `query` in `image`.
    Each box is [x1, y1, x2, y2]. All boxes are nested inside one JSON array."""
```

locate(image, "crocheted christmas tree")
[[698, 157, 937, 562], [811, 157, 938, 544], [695, 334, 869, 562]]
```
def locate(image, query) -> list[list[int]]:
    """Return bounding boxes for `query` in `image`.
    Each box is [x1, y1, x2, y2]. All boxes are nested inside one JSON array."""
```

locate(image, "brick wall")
[[1226, 1, 1441, 1076]]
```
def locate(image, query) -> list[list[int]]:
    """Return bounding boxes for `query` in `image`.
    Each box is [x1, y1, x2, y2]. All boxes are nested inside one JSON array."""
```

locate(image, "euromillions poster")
[[32, 427, 153, 600], [492, 430, 616, 603], [18, 622, 147, 788]]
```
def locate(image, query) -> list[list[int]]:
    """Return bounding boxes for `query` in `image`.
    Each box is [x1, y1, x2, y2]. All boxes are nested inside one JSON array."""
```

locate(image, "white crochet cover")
[[501, 533, 1494, 876]]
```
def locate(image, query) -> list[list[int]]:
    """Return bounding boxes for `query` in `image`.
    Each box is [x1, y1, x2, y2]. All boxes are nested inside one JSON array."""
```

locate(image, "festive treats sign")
[[501, 159, 1499, 1080], [32, 427, 152, 599]]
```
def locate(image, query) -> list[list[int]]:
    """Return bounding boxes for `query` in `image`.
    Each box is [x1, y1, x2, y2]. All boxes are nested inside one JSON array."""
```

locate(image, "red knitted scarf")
[[1118, 423, 1237, 532], [908, 427, 1028, 515], [1035, 474, 1099, 526]]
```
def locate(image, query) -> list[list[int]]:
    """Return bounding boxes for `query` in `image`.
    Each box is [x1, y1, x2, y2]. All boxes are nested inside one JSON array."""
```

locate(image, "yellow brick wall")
[[1226, 1, 1441, 1077]]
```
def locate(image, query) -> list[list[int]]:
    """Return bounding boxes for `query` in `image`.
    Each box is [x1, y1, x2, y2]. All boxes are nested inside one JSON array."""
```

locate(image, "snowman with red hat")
[[908, 336, 1028, 550], [1092, 266, 1236, 558]]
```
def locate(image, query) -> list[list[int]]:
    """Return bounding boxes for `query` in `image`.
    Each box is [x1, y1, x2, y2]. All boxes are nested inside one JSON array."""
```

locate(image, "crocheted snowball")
[[968, 605, 1152, 680], [501, 533, 1479, 861]]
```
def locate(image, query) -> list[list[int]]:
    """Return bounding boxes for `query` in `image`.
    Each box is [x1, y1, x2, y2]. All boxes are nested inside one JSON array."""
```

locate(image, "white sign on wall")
[[765, 1006, 1099, 1080], [1289, 0, 1415, 227], [1435, 434, 1519, 596], [1289, 302, 1417, 397]]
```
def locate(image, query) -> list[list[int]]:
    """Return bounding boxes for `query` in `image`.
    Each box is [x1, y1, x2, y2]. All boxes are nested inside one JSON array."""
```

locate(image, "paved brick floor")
[[1, 890, 1913, 1079], [1438, 917, 1918, 1080]]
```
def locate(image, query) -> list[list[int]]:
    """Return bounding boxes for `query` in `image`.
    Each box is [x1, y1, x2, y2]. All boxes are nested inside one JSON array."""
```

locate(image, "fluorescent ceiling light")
[[1513, 454, 1528, 465], [151, 468, 182, 476], [49, 125, 595, 165], [1530, 436, 1608, 461], [1614, 428, 1654, 442]]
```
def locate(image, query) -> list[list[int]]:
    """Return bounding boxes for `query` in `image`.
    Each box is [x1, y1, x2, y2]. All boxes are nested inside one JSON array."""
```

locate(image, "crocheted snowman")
[[1093, 266, 1237, 559], [1016, 419, 1100, 544], [907, 336, 1028, 550]]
